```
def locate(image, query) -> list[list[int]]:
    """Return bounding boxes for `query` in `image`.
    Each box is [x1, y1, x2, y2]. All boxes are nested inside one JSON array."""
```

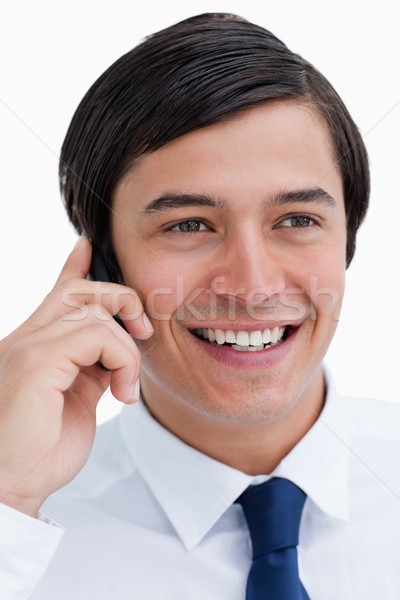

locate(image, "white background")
[[1, 0, 399, 423]]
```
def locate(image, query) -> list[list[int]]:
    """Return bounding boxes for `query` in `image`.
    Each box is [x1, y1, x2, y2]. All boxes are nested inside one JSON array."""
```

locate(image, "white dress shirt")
[[1, 369, 400, 599]]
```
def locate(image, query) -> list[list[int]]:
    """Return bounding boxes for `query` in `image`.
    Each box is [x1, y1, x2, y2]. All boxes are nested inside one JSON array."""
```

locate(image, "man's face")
[[112, 102, 346, 425]]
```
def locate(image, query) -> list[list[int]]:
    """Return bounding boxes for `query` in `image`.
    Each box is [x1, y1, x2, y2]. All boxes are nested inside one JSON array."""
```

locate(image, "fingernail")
[[142, 313, 154, 333], [129, 379, 140, 401]]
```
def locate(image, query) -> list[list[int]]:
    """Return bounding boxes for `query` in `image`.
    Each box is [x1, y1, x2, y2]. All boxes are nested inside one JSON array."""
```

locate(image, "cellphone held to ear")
[[87, 241, 128, 370]]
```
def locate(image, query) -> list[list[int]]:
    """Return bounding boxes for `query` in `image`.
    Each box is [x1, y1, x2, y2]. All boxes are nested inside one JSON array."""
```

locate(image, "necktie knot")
[[236, 477, 307, 558], [235, 477, 310, 599]]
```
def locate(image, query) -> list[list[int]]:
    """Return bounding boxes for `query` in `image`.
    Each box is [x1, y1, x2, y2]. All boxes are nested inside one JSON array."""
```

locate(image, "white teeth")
[[270, 326, 280, 344], [231, 344, 265, 352], [195, 326, 287, 348], [215, 329, 225, 345], [262, 329, 272, 344], [225, 330, 236, 344], [249, 330, 263, 346], [236, 331, 250, 346], [231, 344, 243, 351]]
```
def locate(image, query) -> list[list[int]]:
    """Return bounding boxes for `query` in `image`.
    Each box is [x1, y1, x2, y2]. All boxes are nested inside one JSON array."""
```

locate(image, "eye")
[[275, 215, 317, 229], [169, 220, 210, 233]]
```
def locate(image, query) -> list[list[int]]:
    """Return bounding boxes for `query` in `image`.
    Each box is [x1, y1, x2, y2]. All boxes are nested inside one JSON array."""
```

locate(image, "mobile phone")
[[87, 242, 128, 332], [87, 241, 128, 370]]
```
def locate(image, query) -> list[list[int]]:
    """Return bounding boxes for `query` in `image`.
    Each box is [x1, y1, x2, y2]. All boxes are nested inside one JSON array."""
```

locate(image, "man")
[[1, 12, 399, 599]]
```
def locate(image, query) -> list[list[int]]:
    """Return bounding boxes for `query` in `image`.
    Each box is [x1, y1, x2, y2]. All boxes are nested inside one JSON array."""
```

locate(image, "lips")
[[185, 323, 299, 370]]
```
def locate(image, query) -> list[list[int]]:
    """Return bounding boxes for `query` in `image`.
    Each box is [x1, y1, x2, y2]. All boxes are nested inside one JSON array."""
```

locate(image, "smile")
[[191, 326, 288, 352]]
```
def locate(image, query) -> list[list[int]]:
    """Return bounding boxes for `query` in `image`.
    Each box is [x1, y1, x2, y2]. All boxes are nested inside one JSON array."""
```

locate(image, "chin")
[[182, 383, 300, 425]]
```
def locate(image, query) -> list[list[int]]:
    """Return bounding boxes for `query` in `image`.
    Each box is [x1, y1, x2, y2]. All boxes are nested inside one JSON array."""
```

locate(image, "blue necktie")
[[236, 477, 310, 599]]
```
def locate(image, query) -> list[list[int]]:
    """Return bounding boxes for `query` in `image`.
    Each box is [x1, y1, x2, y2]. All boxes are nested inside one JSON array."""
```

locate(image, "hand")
[[0, 237, 153, 517]]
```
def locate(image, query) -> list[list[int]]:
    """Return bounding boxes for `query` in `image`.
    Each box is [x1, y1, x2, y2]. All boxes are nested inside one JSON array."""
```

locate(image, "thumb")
[[53, 236, 92, 288]]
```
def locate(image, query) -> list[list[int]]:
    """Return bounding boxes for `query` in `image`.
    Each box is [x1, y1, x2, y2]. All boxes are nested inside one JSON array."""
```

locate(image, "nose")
[[209, 228, 287, 305]]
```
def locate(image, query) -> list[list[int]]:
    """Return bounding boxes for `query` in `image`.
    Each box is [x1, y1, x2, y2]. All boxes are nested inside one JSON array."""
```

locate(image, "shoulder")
[[324, 366, 400, 442], [345, 395, 400, 442], [340, 395, 400, 499], [55, 412, 138, 501]]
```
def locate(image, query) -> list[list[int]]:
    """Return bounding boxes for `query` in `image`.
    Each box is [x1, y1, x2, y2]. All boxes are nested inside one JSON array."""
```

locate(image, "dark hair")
[[60, 12, 369, 280]]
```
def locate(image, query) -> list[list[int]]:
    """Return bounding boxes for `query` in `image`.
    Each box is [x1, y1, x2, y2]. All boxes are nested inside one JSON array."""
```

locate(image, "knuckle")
[[56, 277, 79, 295], [121, 288, 142, 303], [7, 339, 43, 370], [86, 321, 111, 339], [56, 278, 86, 307], [86, 303, 111, 323], [6, 337, 26, 360], [118, 290, 144, 319]]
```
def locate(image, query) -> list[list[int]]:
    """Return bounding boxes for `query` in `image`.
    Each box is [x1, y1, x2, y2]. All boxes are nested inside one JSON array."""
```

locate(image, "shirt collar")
[[270, 367, 350, 522], [118, 367, 349, 550]]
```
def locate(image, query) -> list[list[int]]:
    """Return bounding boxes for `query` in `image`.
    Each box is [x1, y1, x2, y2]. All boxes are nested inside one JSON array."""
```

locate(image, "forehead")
[[115, 101, 342, 209]]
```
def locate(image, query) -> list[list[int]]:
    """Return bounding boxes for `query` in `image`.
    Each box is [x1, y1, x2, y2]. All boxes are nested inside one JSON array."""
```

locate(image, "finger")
[[53, 236, 92, 288], [34, 279, 154, 340], [63, 324, 141, 403], [27, 322, 141, 404], [59, 283, 154, 339], [16, 301, 141, 365]]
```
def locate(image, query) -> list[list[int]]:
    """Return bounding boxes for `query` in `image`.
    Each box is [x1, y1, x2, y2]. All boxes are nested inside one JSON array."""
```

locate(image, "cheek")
[[301, 250, 346, 323], [127, 253, 207, 322]]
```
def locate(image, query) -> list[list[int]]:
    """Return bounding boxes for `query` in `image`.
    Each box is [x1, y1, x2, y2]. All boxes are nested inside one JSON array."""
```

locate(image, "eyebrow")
[[267, 187, 336, 208], [141, 187, 336, 215], [141, 193, 226, 214]]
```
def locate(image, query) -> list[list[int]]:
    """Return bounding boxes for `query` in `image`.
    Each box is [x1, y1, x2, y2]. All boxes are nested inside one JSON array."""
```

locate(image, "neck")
[[140, 368, 325, 475]]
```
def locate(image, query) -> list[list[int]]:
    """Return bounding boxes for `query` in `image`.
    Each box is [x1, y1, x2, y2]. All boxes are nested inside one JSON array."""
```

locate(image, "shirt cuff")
[[0, 502, 65, 599]]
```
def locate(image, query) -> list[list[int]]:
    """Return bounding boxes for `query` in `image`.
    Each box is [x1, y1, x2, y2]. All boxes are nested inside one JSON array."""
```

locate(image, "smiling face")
[[111, 101, 346, 433]]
